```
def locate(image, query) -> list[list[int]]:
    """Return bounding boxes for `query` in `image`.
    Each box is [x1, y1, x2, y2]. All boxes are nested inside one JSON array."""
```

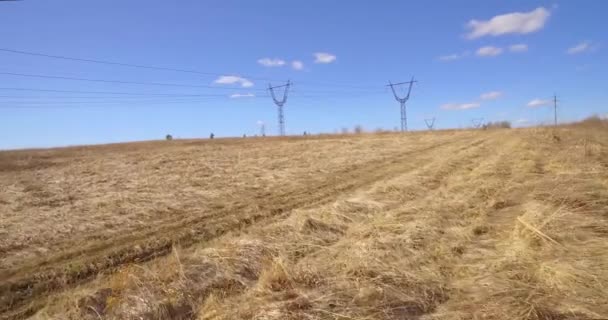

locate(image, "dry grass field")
[[1, 123, 607, 319]]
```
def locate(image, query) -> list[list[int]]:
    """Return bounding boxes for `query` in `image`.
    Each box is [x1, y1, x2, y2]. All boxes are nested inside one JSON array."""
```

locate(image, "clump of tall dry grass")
[[439, 201, 608, 320]]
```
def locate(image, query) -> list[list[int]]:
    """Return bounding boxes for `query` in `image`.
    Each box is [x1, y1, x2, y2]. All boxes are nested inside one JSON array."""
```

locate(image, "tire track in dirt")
[[181, 133, 503, 319], [167, 134, 499, 320], [421, 134, 561, 319], [0, 133, 482, 320], [38, 132, 495, 320]]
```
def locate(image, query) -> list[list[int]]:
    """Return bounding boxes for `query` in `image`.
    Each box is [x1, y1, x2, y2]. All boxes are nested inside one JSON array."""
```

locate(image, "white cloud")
[[476, 46, 503, 57], [438, 54, 461, 61], [527, 98, 551, 107], [516, 118, 530, 123], [257, 120, 264, 125], [438, 51, 471, 61], [480, 91, 503, 100], [567, 41, 591, 54], [257, 58, 286, 67], [229, 93, 255, 99], [214, 75, 254, 88], [291, 60, 304, 70], [509, 44, 528, 52], [466, 7, 550, 39], [313, 52, 337, 64], [441, 102, 481, 110]]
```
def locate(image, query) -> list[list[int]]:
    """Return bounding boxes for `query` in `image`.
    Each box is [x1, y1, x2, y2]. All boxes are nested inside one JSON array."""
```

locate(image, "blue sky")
[[1, 0, 607, 149]]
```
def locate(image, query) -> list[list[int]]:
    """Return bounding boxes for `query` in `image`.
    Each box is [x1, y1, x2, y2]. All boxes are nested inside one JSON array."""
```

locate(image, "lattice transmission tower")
[[388, 77, 417, 132], [268, 80, 291, 136], [471, 118, 484, 129], [424, 117, 436, 130]]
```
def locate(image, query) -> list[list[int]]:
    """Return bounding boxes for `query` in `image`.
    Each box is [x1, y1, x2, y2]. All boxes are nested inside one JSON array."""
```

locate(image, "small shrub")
[[483, 121, 511, 129], [165, 134, 173, 141], [374, 128, 392, 134]]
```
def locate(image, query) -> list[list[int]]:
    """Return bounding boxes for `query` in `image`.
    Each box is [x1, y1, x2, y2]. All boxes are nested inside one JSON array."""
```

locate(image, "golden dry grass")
[[1, 124, 607, 320]]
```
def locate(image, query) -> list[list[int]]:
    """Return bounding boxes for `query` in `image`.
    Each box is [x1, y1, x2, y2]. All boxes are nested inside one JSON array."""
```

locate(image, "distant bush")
[[165, 134, 173, 141], [354, 125, 364, 134], [578, 115, 608, 127], [483, 121, 511, 129], [341, 127, 349, 134], [374, 128, 392, 134]]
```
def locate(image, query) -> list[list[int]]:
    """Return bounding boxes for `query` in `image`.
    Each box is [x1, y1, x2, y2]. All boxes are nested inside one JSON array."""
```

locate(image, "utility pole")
[[424, 117, 436, 130], [553, 94, 558, 126], [257, 121, 266, 137], [268, 81, 291, 136], [387, 77, 417, 132]]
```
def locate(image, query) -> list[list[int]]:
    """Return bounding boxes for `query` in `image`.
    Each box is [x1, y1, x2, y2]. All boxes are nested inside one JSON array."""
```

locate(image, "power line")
[[0, 99, 241, 109], [0, 71, 270, 92], [294, 80, 381, 90], [0, 48, 383, 89], [0, 48, 265, 79], [0, 95, 231, 100], [0, 71, 384, 96], [0, 98, 233, 105], [0, 87, 259, 97]]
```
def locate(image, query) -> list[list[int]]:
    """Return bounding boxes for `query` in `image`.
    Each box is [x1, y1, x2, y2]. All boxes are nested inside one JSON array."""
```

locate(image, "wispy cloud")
[[257, 58, 286, 67], [441, 90, 502, 110], [214, 75, 254, 88], [480, 91, 503, 100], [313, 52, 337, 64], [567, 41, 592, 54], [466, 7, 550, 39], [476, 46, 503, 57], [509, 44, 528, 52], [516, 118, 530, 124], [229, 93, 255, 99], [441, 102, 481, 110], [439, 54, 461, 61], [438, 51, 469, 62], [291, 60, 304, 70], [527, 98, 551, 107], [443, 45, 524, 60]]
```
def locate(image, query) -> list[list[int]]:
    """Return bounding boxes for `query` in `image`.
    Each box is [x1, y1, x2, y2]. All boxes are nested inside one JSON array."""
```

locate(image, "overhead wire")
[[0, 48, 395, 112], [0, 48, 266, 79], [0, 71, 270, 92], [0, 47, 383, 90], [0, 71, 385, 96], [0, 87, 254, 97]]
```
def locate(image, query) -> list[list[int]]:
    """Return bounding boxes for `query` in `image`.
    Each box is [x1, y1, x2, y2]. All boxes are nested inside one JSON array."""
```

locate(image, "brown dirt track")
[[0, 125, 607, 319]]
